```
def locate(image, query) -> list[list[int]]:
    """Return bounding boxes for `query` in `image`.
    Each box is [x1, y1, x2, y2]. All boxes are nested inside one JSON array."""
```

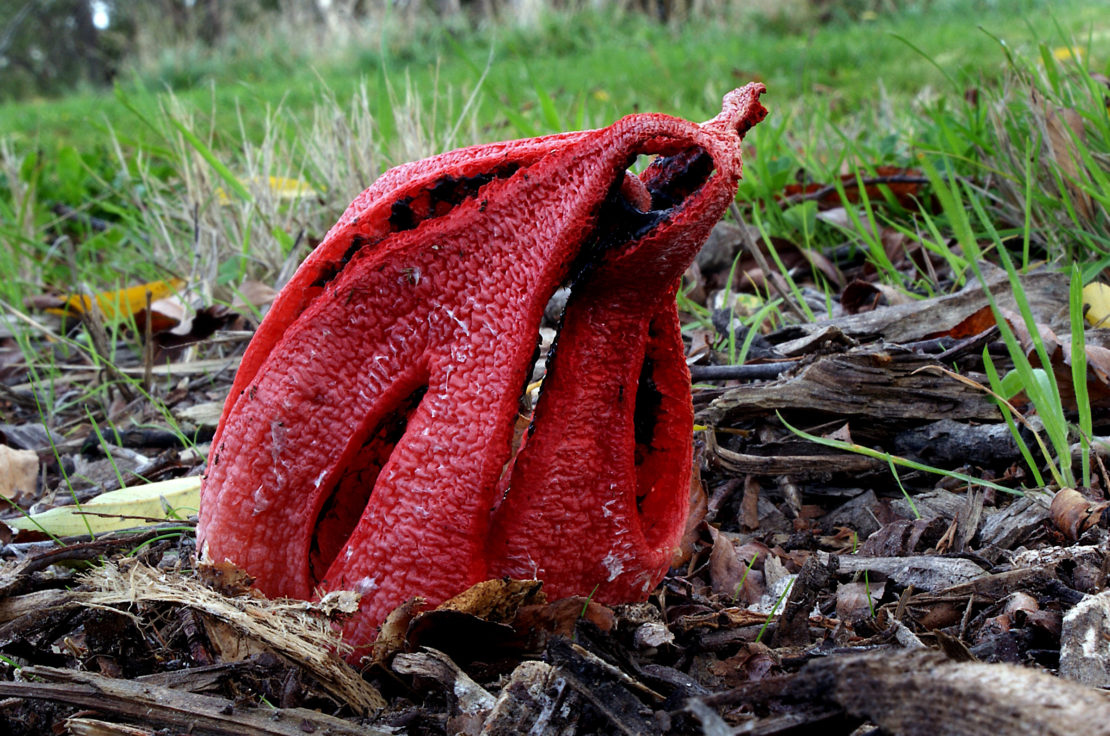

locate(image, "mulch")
[[1, 222, 1108, 735]]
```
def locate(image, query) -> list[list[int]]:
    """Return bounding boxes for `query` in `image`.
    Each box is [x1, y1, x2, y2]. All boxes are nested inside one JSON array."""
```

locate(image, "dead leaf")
[[46, 278, 185, 322], [1050, 487, 1107, 541], [708, 527, 746, 598], [1083, 282, 1110, 327], [741, 475, 760, 531], [674, 463, 708, 567], [841, 279, 913, 315], [835, 580, 885, 624], [372, 597, 427, 663], [925, 305, 997, 340], [153, 305, 236, 350], [860, 517, 949, 556], [233, 279, 279, 309], [436, 578, 545, 623], [1086, 345, 1110, 383], [216, 175, 319, 205], [781, 166, 926, 210], [0, 444, 38, 504], [514, 597, 616, 644], [1039, 92, 1094, 222], [707, 642, 779, 687], [5, 475, 201, 537]]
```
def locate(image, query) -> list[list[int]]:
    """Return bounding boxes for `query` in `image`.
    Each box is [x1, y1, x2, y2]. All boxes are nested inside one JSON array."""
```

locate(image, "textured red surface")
[[199, 85, 767, 653]]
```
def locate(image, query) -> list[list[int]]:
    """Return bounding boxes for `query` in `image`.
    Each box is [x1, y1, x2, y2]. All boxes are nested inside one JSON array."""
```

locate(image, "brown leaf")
[[1086, 344, 1110, 383], [1041, 95, 1094, 221], [925, 305, 997, 340], [708, 526, 746, 598], [707, 642, 779, 687], [841, 279, 912, 315], [0, 444, 39, 504], [835, 580, 885, 624], [371, 597, 428, 663], [781, 166, 925, 209], [741, 475, 760, 531], [673, 463, 708, 567], [233, 279, 279, 309], [1050, 487, 1107, 541], [153, 305, 237, 350], [514, 597, 616, 643]]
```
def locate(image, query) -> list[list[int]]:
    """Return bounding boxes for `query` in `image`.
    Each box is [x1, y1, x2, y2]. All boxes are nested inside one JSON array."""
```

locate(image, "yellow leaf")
[[1052, 45, 1084, 62], [50, 277, 185, 321], [1083, 282, 1110, 327], [217, 176, 318, 205], [4, 476, 200, 537]]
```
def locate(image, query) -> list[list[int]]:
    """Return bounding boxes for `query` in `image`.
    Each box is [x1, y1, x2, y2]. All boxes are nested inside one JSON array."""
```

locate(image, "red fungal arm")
[[199, 85, 766, 653], [488, 86, 768, 601], [212, 128, 599, 440]]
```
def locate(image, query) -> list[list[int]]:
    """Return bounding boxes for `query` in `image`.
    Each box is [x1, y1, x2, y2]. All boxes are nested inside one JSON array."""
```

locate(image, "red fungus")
[[199, 85, 767, 652]]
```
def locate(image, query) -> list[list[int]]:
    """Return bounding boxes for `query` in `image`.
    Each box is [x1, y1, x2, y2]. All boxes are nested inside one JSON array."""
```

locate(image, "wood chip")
[[795, 649, 1110, 736], [1060, 590, 1110, 687], [0, 665, 388, 736]]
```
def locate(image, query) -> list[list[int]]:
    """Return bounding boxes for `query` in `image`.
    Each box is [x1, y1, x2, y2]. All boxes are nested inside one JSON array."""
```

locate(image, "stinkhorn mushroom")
[[199, 84, 767, 652]]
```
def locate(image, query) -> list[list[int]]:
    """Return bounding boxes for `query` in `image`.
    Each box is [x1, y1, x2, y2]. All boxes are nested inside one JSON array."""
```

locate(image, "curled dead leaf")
[[1050, 487, 1108, 541], [371, 597, 427, 664]]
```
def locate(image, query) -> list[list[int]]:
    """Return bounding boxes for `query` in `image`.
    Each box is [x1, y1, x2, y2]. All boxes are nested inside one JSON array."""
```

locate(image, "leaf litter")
[[1, 176, 1110, 735]]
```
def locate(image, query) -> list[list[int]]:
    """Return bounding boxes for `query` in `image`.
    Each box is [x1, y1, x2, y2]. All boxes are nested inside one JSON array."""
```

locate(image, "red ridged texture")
[[199, 85, 767, 654]]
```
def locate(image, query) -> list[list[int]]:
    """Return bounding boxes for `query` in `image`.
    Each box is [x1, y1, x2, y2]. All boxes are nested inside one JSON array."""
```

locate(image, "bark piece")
[[860, 517, 948, 556], [772, 555, 835, 647], [393, 648, 495, 734], [0, 588, 74, 624], [80, 562, 385, 713], [1060, 590, 1110, 687], [775, 268, 1068, 345], [702, 348, 1000, 427], [890, 489, 969, 523], [978, 494, 1052, 549], [824, 553, 988, 591], [893, 418, 1021, 468], [823, 489, 881, 539], [795, 649, 1110, 736], [480, 660, 578, 736], [545, 637, 658, 736], [0, 665, 388, 736], [65, 718, 156, 736]]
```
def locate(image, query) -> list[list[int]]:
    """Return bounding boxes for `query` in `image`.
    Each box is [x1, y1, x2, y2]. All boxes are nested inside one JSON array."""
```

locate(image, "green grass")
[[3, 1, 1104, 148]]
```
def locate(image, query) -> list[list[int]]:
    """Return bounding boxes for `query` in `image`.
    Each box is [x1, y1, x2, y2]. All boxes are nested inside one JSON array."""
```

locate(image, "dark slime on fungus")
[[199, 85, 768, 654]]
